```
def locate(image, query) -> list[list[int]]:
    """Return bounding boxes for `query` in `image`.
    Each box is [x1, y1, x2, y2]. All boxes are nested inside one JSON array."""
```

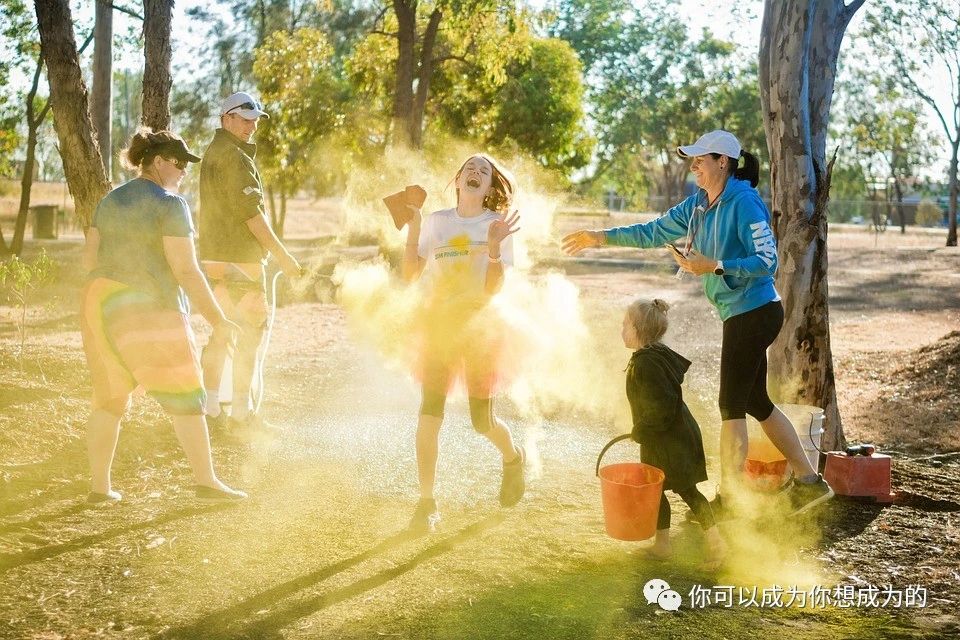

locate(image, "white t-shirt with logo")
[[417, 207, 514, 299]]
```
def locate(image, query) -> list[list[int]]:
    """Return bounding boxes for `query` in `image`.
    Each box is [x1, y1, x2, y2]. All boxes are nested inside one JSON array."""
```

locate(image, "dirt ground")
[[0, 215, 958, 639]]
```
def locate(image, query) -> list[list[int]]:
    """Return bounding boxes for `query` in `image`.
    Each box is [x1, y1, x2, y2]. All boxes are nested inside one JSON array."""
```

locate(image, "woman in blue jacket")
[[562, 130, 833, 517]]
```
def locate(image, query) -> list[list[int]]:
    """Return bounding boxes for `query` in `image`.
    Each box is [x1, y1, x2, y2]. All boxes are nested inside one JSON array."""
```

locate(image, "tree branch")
[[432, 54, 469, 65], [843, 0, 867, 23], [108, 3, 144, 21], [370, 29, 398, 39]]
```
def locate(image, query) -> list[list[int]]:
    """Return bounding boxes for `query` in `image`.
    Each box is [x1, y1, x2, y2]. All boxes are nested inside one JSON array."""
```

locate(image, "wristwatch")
[[714, 260, 725, 276]]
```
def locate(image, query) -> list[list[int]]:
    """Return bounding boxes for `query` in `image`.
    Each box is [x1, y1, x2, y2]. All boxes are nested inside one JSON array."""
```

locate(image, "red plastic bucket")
[[596, 435, 665, 541]]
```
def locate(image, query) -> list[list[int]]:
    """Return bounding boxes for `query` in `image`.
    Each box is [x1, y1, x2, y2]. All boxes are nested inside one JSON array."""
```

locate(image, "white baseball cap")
[[677, 130, 741, 159], [220, 91, 269, 120]]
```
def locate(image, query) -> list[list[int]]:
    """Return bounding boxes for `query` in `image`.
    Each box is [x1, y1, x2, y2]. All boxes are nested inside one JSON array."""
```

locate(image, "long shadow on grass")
[[161, 513, 506, 640], [0, 503, 235, 572], [333, 552, 924, 640]]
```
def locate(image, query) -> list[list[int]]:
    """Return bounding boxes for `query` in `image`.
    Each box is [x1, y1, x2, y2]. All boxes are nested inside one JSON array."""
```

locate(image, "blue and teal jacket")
[[604, 177, 779, 321]]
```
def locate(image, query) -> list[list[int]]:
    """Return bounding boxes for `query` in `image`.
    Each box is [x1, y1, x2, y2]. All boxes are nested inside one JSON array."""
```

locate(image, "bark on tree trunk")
[[409, 8, 442, 149], [894, 177, 905, 234], [948, 142, 958, 246], [142, 0, 173, 131], [759, 0, 864, 452], [91, 0, 112, 178], [34, 0, 111, 230], [12, 58, 52, 257], [391, 0, 417, 148]]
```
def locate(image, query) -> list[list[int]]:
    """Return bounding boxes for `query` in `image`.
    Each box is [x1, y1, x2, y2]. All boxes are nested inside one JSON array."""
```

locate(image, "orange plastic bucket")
[[595, 435, 665, 541]]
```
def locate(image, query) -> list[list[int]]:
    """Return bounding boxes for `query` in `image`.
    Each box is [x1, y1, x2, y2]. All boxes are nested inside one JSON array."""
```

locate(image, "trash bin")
[[31, 205, 59, 239]]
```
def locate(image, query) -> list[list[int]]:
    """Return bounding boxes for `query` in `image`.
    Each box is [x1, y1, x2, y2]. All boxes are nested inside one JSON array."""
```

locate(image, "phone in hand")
[[664, 242, 685, 258]]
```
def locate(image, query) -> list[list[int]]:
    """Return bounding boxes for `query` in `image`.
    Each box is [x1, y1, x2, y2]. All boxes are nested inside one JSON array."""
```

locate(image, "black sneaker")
[[499, 446, 526, 508], [787, 474, 834, 515], [685, 494, 733, 523], [194, 484, 248, 503], [408, 498, 440, 533]]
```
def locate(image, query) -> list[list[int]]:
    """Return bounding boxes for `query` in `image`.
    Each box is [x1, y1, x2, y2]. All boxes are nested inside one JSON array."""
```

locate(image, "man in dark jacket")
[[198, 91, 301, 432]]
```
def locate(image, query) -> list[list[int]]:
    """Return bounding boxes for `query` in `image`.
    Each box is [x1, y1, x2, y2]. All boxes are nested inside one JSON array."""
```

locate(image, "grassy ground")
[[0, 210, 958, 639]]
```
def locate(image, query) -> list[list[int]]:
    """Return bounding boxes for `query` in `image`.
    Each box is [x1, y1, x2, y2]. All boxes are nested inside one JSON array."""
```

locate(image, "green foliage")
[[349, 0, 532, 148], [916, 199, 944, 227], [0, 249, 56, 359], [252, 27, 346, 218], [0, 0, 35, 176], [491, 38, 593, 172], [430, 35, 592, 174], [550, 2, 766, 200], [839, 74, 934, 187]]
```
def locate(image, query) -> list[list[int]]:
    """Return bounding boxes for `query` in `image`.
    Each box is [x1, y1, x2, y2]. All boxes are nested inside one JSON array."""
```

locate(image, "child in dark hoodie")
[[622, 298, 726, 569]]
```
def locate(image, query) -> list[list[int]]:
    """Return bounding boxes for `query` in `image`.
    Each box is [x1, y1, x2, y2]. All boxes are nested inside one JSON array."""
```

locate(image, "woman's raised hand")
[[561, 230, 604, 255], [488, 210, 521, 247]]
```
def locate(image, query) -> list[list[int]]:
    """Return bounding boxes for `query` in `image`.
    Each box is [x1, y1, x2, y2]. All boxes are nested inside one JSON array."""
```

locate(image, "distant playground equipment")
[[595, 434, 665, 541], [743, 404, 824, 491]]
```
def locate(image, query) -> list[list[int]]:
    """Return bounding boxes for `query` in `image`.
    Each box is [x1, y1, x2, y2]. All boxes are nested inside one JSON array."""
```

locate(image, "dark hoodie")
[[625, 342, 708, 491]]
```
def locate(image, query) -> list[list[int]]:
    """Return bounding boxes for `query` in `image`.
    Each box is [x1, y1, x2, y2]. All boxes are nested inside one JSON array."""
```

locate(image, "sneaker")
[[685, 494, 733, 523], [86, 490, 122, 504], [408, 498, 440, 533], [205, 413, 228, 433], [194, 484, 248, 503], [499, 446, 526, 508], [787, 474, 834, 515], [227, 414, 281, 441]]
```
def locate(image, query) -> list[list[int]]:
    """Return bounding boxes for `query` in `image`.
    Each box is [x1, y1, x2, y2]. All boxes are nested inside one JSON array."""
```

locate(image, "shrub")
[[915, 199, 944, 227]]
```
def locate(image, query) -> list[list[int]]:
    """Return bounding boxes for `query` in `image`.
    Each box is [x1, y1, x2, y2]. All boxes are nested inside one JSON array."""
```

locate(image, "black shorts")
[[718, 300, 783, 421]]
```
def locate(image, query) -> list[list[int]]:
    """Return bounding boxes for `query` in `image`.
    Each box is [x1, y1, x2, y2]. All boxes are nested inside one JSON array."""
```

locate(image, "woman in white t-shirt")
[[401, 153, 523, 532]]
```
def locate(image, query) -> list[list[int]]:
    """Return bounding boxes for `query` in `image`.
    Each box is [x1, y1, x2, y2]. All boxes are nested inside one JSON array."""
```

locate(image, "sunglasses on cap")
[[225, 101, 262, 115]]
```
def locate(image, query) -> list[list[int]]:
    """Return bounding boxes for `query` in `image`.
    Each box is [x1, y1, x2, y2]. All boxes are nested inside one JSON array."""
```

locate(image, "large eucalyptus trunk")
[[34, 0, 111, 230], [142, 0, 173, 131], [759, 0, 865, 451], [90, 0, 112, 177]]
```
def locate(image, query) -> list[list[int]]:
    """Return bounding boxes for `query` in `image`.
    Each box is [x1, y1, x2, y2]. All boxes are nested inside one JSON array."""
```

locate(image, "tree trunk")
[[34, 0, 111, 230], [278, 189, 287, 239], [90, 0, 112, 177], [391, 0, 417, 148], [409, 8, 442, 148], [893, 176, 905, 234], [759, 0, 864, 452], [948, 141, 958, 247], [12, 58, 51, 257], [142, 0, 173, 131]]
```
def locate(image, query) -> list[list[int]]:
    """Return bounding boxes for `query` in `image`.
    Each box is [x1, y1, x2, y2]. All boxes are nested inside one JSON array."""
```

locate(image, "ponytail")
[[121, 127, 185, 171], [735, 150, 760, 188]]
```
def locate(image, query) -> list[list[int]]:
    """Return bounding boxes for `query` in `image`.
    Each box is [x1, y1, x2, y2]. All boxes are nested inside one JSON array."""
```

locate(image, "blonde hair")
[[626, 298, 670, 347]]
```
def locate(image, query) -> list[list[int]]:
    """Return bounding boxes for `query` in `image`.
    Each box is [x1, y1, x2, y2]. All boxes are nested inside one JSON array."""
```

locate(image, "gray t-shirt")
[[90, 178, 194, 313]]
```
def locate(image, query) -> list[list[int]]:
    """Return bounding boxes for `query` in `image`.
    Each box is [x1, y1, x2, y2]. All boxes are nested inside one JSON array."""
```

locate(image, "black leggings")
[[718, 301, 784, 421], [657, 486, 715, 530]]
